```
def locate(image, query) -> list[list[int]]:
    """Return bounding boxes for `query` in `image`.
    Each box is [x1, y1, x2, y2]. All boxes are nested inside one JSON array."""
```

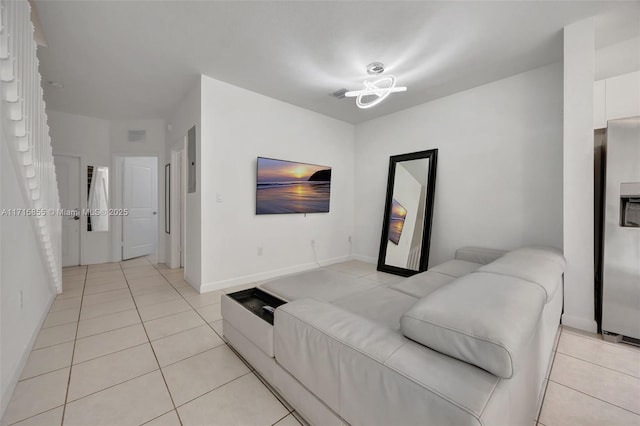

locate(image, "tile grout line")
[[138, 305, 194, 322], [59, 265, 89, 426], [39, 307, 82, 329], [64, 367, 161, 405], [17, 364, 73, 384], [78, 305, 138, 322], [271, 411, 294, 426], [119, 260, 185, 426], [548, 379, 640, 417], [555, 349, 640, 379], [157, 340, 227, 369], [69, 340, 150, 367], [5, 405, 65, 426], [139, 409, 178, 426], [146, 322, 213, 344], [172, 371, 254, 410]]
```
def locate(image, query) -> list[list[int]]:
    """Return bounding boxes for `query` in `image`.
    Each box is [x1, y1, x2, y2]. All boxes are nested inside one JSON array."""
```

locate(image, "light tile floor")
[[1, 258, 298, 426], [538, 326, 640, 426], [2, 259, 639, 425]]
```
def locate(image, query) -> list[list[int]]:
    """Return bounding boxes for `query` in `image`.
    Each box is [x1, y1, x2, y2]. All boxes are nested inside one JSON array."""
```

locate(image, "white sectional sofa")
[[221, 247, 565, 426]]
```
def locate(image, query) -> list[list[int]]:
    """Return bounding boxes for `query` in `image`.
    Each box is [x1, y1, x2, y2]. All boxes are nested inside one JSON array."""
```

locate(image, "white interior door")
[[122, 157, 157, 260], [54, 155, 81, 267]]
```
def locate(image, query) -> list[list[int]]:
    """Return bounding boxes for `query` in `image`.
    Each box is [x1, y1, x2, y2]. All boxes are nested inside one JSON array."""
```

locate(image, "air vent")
[[329, 88, 349, 99], [128, 130, 146, 142]]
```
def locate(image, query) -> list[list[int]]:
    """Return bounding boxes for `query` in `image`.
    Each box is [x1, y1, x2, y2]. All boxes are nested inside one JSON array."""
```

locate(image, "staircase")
[[0, 0, 62, 292]]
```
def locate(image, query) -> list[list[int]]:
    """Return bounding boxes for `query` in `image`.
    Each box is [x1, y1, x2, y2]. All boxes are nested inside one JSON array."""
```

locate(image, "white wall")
[[165, 79, 201, 286], [563, 19, 598, 332], [48, 110, 111, 264], [353, 63, 564, 267], [1, 141, 56, 415], [48, 110, 167, 264], [199, 75, 355, 292]]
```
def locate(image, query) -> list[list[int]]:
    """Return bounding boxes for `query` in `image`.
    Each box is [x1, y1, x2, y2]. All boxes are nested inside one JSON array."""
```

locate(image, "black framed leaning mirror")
[[378, 149, 438, 277]]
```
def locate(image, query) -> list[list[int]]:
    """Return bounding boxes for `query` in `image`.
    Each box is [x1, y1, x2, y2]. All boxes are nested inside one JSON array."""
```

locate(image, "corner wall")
[[198, 75, 355, 291], [562, 19, 598, 332], [353, 63, 564, 267]]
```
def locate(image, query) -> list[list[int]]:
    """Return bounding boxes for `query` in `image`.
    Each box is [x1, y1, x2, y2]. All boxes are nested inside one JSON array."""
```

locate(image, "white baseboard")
[[1, 292, 56, 417], [198, 254, 354, 294], [561, 313, 598, 333], [350, 253, 377, 264]]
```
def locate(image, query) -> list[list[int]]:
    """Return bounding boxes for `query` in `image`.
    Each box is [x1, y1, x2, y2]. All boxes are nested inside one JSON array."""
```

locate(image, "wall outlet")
[[310, 239, 315, 247], [216, 193, 224, 203], [257, 247, 263, 256]]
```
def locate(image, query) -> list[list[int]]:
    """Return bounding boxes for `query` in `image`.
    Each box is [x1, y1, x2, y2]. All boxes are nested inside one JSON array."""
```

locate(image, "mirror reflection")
[[378, 150, 438, 276], [87, 166, 109, 232], [385, 158, 429, 270]]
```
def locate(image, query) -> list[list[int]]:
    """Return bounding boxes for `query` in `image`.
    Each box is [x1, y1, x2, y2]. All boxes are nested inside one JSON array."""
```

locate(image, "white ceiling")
[[35, 1, 640, 124]]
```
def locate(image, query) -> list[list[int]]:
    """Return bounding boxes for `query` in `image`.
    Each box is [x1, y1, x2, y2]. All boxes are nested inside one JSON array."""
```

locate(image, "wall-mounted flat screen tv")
[[256, 157, 331, 214]]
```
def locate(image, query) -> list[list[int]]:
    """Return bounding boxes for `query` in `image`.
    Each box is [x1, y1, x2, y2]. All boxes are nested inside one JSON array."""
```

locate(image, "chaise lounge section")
[[221, 247, 565, 426]]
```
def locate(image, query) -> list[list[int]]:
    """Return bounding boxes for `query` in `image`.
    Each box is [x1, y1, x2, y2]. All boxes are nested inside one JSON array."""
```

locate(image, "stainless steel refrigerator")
[[601, 117, 640, 344]]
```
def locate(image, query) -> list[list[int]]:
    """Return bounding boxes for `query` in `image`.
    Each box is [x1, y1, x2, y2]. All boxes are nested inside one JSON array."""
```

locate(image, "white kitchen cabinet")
[[594, 71, 640, 129]]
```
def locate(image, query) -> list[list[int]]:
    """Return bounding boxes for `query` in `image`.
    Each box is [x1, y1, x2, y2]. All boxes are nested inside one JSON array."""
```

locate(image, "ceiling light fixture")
[[345, 62, 407, 109]]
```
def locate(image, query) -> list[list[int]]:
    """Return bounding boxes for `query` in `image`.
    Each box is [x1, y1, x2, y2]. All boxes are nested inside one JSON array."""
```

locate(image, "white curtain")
[[88, 167, 109, 231]]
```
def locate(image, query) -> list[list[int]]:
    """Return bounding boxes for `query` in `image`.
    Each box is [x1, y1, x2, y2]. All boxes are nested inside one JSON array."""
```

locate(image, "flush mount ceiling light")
[[345, 62, 407, 109]]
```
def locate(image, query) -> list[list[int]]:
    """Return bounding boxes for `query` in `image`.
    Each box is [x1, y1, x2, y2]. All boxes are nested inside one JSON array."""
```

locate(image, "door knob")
[[73, 215, 80, 220], [153, 212, 157, 215]]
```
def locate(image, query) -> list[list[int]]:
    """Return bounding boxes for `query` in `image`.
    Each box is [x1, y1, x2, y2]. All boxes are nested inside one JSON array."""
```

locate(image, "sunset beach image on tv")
[[256, 157, 331, 214], [388, 199, 407, 245]]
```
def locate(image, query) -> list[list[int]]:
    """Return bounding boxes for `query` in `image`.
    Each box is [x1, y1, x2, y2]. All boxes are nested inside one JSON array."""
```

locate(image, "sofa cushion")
[[259, 269, 379, 302], [400, 272, 546, 378], [429, 259, 482, 278], [333, 287, 417, 330], [477, 247, 565, 302], [390, 270, 455, 298]]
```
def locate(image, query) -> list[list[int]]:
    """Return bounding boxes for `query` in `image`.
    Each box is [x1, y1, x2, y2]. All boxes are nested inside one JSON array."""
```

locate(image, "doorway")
[[113, 156, 158, 261], [53, 154, 82, 266]]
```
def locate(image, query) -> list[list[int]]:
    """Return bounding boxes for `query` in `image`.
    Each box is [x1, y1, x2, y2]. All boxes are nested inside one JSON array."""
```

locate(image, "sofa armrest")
[[274, 299, 493, 426], [455, 247, 507, 264]]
